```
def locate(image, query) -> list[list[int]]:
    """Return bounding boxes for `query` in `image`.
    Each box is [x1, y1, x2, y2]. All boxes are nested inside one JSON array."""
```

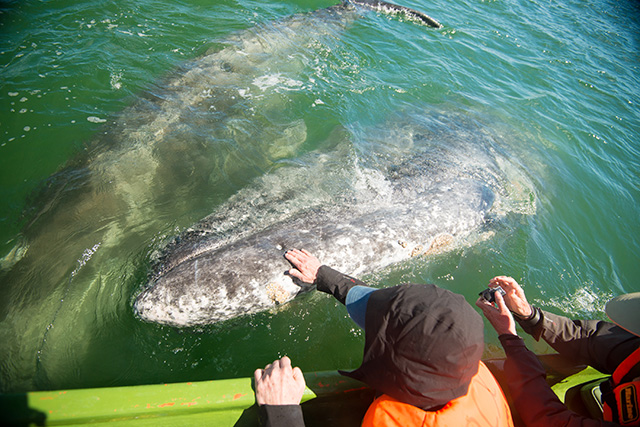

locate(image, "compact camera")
[[479, 286, 506, 303]]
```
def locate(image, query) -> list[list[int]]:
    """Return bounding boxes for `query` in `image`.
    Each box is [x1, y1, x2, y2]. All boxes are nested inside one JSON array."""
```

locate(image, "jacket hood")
[[341, 283, 484, 410]]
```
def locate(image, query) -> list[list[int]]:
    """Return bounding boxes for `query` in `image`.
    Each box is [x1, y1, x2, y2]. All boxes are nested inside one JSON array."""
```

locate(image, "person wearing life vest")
[[477, 276, 640, 427], [254, 249, 514, 426]]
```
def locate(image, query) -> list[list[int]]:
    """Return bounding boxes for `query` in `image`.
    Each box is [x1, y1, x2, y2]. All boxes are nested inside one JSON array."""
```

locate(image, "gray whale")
[[0, 0, 443, 391], [134, 112, 536, 327]]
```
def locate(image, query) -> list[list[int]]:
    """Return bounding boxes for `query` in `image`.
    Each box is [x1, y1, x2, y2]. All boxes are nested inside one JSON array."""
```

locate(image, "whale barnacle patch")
[[266, 283, 290, 304]]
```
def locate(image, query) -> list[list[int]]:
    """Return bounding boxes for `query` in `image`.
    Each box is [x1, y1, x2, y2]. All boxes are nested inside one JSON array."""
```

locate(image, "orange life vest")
[[361, 361, 514, 427], [603, 346, 640, 426]]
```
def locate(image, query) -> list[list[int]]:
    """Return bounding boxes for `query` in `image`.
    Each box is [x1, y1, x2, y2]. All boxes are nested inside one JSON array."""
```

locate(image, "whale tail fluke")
[[345, 0, 442, 28]]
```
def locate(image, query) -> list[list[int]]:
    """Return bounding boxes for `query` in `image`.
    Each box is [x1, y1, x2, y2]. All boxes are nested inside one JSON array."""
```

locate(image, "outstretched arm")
[[284, 249, 368, 305]]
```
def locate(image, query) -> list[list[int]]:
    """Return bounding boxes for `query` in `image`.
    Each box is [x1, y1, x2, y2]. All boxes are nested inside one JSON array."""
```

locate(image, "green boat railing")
[[1, 371, 373, 426], [1, 354, 609, 426]]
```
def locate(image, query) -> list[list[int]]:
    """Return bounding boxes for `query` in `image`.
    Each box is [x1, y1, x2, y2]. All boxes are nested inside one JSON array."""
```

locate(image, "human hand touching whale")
[[285, 249, 321, 284]]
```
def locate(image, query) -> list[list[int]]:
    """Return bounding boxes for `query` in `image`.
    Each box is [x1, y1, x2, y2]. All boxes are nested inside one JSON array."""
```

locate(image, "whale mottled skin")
[[134, 113, 535, 327]]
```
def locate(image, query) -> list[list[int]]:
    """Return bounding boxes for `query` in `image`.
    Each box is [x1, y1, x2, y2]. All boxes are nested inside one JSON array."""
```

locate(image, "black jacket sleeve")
[[260, 404, 305, 427], [315, 265, 368, 305], [516, 306, 640, 374], [500, 334, 619, 427]]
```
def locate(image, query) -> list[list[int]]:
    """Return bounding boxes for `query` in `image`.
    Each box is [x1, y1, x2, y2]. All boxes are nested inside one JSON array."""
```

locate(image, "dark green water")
[[0, 0, 638, 393]]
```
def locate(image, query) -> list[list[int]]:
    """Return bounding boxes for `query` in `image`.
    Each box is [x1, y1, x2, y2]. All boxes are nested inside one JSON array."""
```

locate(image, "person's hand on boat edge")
[[285, 249, 321, 284], [254, 356, 306, 405], [476, 292, 518, 336], [489, 276, 532, 319]]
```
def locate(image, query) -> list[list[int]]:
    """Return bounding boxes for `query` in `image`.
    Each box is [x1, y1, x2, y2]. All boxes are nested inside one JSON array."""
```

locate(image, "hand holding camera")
[[476, 288, 517, 336], [488, 276, 532, 319], [476, 276, 533, 337], [478, 286, 506, 303]]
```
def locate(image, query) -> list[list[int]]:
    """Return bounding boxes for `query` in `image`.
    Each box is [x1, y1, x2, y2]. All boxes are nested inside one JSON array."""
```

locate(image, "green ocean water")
[[0, 0, 638, 394]]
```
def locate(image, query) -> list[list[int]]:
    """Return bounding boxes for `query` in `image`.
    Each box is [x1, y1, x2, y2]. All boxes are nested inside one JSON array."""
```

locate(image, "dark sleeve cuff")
[[514, 305, 543, 340], [315, 265, 368, 305], [259, 405, 305, 427], [499, 333, 526, 349]]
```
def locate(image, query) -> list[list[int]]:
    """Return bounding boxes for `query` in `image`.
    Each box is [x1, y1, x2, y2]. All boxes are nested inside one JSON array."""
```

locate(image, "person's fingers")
[[495, 292, 509, 313], [292, 366, 303, 379], [288, 268, 302, 280], [287, 249, 314, 263], [285, 250, 307, 269], [285, 249, 301, 260], [478, 294, 494, 306], [284, 249, 318, 284], [475, 296, 493, 313], [494, 276, 517, 289], [255, 357, 305, 406], [279, 356, 292, 368], [489, 277, 531, 315], [284, 250, 297, 263], [292, 366, 305, 388], [489, 277, 502, 287], [254, 368, 263, 383], [490, 276, 511, 285]]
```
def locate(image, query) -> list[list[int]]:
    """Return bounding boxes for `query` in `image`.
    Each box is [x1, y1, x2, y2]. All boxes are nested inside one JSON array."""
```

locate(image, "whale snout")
[[134, 247, 304, 327]]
